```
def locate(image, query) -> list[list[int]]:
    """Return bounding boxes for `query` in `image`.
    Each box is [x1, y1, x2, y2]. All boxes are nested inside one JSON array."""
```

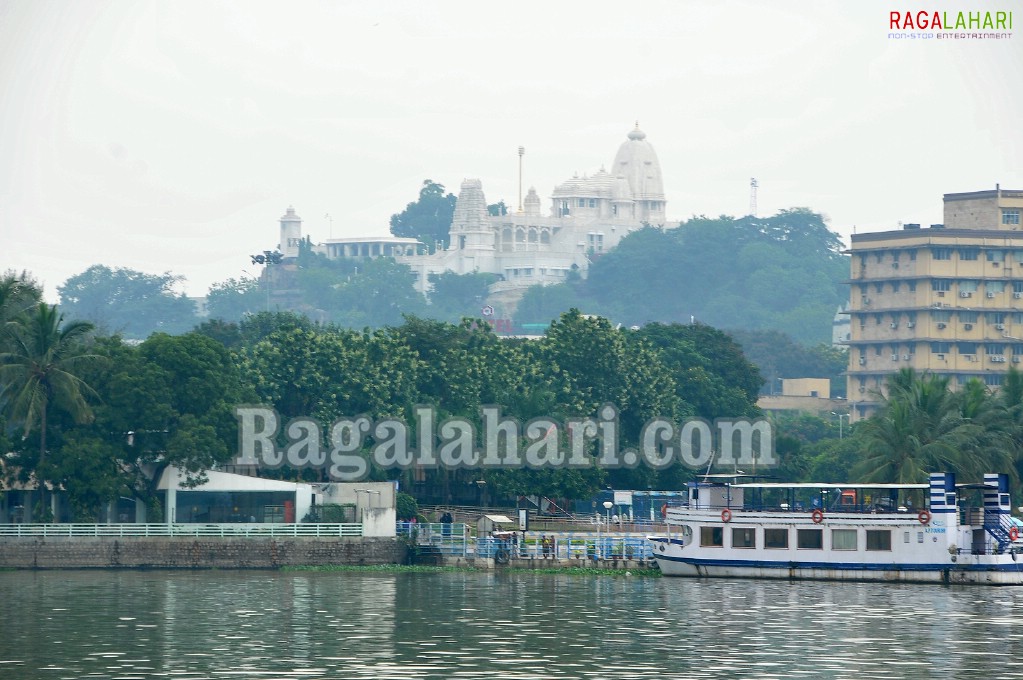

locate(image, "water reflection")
[[2, 571, 1023, 679]]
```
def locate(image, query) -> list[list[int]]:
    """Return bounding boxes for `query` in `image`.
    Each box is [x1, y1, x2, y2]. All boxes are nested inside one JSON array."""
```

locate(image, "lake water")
[[2, 569, 1023, 679]]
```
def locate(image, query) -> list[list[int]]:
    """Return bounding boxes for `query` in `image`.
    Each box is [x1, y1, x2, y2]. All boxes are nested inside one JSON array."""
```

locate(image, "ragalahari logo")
[[889, 8, 1013, 40], [234, 404, 776, 481]]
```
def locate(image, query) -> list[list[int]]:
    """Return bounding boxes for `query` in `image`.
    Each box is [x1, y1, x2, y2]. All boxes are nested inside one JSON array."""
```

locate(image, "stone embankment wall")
[[0, 537, 406, 569]]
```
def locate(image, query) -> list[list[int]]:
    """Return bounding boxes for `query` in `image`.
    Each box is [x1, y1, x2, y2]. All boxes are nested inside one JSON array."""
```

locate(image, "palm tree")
[[0, 303, 100, 466], [0, 270, 42, 328], [855, 369, 982, 483]]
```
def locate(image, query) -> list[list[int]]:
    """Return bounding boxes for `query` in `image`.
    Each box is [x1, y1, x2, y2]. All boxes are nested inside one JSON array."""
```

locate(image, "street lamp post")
[[601, 501, 613, 559], [831, 412, 849, 439]]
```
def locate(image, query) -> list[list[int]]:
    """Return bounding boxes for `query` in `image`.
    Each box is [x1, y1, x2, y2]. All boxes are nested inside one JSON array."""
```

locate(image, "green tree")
[[0, 303, 101, 469], [426, 271, 498, 323], [58, 265, 197, 339], [389, 180, 457, 251], [0, 270, 42, 327], [206, 277, 263, 322], [852, 369, 1011, 483]]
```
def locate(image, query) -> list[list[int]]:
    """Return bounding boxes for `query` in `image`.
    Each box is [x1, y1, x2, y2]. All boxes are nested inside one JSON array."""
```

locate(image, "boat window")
[[797, 529, 823, 549], [764, 528, 788, 549], [700, 526, 723, 547], [866, 530, 892, 551], [831, 529, 857, 550], [732, 527, 755, 549]]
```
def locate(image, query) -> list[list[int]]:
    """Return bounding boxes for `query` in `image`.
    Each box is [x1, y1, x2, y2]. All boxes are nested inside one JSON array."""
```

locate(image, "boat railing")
[[674, 503, 923, 516]]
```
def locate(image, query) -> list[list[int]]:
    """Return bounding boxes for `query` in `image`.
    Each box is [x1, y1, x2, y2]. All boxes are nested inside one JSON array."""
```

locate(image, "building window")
[[987, 250, 1006, 263], [832, 529, 857, 551], [875, 282, 884, 293], [732, 527, 756, 549], [908, 281, 917, 292], [875, 252, 883, 263], [588, 199, 596, 208], [909, 249, 917, 261], [931, 342, 951, 354], [933, 247, 952, 260], [987, 343, 1006, 354], [987, 374, 1005, 387], [892, 281, 901, 293], [764, 528, 789, 549], [958, 342, 978, 354], [1003, 209, 1021, 226], [959, 248, 979, 260], [866, 530, 892, 551], [700, 526, 724, 547], [932, 279, 952, 292], [797, 529, 823, 550]]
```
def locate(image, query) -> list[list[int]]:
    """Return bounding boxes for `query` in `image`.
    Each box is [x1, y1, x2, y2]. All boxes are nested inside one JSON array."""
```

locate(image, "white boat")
[[648, 472, 1023, 584]]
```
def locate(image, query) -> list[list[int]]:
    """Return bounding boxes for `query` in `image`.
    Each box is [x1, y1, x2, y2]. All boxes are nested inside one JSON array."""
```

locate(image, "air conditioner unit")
[[987, 292, 996, 298], [996, 324, 1006, 331], [902, 354, 910, 361], [892, 262, 899, 269], [937, 291, 946, 297], [960, 292, 972, 298], [964, 323, 974, 330], [1015, 293, 1023, 299], [907, 322, 915, 328], [862, 297, 871, 305], [891, 354, 899, 361], [937, 354, 945, 360], [992, 356, 1007, 363], [858, 357, 866, 365], [965, 355, 976, 362], [1014, 357, 1021, 364], [890, 322, 898, 329], [937, 323, 947, 329]]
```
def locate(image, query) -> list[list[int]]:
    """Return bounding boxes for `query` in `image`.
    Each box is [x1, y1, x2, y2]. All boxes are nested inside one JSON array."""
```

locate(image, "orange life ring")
[[1011, 526, 1020, 541], [660, 503, 668, 519], [811, 509, 824, 524], [918, 510, 931, 525], [721, 509, 732, 522]]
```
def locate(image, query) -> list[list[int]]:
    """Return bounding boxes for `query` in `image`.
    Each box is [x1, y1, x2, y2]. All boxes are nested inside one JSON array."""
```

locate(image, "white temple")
[[278, 125, 671, 313], [396, 124, 670, 311]]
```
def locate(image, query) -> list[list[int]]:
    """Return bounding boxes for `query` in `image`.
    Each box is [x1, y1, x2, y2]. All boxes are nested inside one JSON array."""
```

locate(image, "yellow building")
[[847, 186, 1023, 421]]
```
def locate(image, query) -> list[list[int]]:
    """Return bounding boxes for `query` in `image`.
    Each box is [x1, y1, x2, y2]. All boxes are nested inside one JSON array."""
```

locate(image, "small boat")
[[648, 472, 1023, 584]]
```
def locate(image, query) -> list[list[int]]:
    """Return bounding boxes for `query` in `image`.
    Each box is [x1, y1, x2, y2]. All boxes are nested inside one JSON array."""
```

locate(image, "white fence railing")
[[0, 523, 363, 538]]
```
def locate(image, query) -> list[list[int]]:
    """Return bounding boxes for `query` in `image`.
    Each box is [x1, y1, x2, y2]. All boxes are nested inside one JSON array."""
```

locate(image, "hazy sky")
[[2, 0, 1021, 300]]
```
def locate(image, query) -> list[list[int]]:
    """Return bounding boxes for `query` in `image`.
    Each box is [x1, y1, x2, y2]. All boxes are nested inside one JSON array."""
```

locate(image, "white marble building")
[[397, 125, 671, 310], [275, 125, 671, 313]]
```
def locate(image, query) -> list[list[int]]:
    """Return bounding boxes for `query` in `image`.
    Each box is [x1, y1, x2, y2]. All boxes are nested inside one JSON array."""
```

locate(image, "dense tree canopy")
[[516, 209, 848, 347], [389, 180, 457, 251], [58, 265, 197, 338]]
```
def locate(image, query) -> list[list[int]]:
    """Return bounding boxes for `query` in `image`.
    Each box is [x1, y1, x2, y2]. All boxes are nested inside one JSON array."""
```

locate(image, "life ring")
[[1011, 526, 1020, 541], [494, 548, 510, 564], [811, 509, 824, 524], [661, 503, 668, 519], [721, 509, 732, 523], [918, 510, 931, 526]]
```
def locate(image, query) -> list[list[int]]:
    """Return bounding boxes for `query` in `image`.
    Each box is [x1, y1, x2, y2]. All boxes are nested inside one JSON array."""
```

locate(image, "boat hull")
[[650, 540, 1023, 585]]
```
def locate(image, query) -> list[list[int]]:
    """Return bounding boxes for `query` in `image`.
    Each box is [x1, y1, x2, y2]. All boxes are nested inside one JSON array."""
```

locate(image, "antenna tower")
[[749, 178, 758, 217]]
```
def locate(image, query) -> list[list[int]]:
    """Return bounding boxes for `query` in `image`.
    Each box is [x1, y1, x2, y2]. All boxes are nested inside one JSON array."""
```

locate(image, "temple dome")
[[612, 125, 664, 202]]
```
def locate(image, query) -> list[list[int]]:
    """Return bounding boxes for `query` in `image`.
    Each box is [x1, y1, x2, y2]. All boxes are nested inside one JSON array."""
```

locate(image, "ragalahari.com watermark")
[[234, 404, 776, 481]]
